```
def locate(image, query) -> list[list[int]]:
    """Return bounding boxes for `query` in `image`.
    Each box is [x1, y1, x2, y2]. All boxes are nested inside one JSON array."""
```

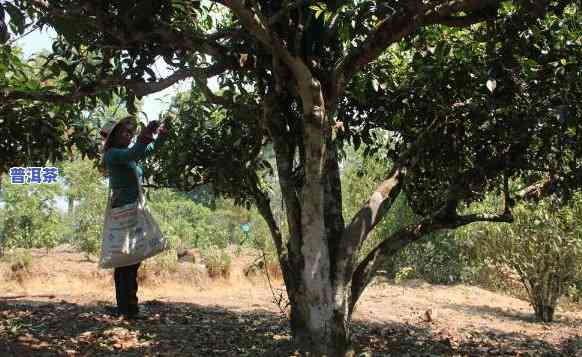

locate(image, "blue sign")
[[240, 223, 251, 232], [9, 167, 59, 185]]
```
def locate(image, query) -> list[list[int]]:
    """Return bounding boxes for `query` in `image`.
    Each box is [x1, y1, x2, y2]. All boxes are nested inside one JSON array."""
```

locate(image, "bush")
[[567, 283, 581, 303], [392, 232, 464, 284], [0, 176, 65, 250], [138, 251, 181, 285], [395, 266, 416, 284], [69, 198, 105, 260], [148, 189, 232, 250], [5, 251, 32, 271], [203, 245, 232, 279], [1, 250, 33, 282], [461, 194, 582, 322]]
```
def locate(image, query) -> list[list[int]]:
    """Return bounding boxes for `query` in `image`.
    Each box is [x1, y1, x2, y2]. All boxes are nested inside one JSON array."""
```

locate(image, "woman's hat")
[[100, 120, 123, 152], [100, 116, 137, 151]]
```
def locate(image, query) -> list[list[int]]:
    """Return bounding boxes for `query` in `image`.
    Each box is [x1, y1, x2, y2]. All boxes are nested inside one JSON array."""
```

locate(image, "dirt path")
[[0, 249, 581, 356]]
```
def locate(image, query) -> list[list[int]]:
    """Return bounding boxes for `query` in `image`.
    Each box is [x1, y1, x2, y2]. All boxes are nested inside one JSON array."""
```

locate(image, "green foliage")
[[0, 175, 64, 250], [393, 233, 465, 285], [149, 188, 239, 250], [0, 45, 106, 175], [394, 266, 416, 284], [60, 159, 107, 259], [139, 250, 181, 284], [146, 90, 271, 209], [1, 250, 33, 274], [147, 170, 275, 251], [459, 193, 582, 321], [340, 8, 582, 213], [566, 283, 582, 303]]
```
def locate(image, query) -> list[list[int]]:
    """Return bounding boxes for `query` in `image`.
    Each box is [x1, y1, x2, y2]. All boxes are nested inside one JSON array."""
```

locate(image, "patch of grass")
[[138, 251, 181, 285], [1, 250, 33, 283]]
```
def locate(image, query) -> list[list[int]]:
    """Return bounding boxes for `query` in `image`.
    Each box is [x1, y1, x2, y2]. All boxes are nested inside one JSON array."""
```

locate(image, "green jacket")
[[104, 139, 162, 208]]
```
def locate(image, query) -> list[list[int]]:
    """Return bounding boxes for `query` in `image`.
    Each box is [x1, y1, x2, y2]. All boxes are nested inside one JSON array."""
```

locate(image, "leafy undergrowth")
[[0, 298, 580, 356]]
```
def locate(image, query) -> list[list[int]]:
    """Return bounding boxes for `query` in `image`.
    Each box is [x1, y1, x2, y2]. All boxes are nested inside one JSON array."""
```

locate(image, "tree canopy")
[[2, 0, 581, 354]]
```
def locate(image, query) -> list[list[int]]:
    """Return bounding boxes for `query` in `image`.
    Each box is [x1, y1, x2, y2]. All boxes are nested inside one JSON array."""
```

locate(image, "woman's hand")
[[138, 121, 168, 144], [138, 121, 159, 144]]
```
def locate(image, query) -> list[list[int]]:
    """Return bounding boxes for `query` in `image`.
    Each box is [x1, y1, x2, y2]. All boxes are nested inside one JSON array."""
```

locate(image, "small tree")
[[61, 159, 107, 259], [0, 175, 64, 250], [464, 193, 582, 322]]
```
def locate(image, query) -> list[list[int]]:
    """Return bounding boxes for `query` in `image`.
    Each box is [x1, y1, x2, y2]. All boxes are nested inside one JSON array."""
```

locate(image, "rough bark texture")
[[534, 303, 555, 322]]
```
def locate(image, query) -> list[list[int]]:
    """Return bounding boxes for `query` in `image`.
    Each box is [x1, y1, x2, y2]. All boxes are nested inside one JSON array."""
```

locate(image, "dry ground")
[[0, 247, 581, 356]]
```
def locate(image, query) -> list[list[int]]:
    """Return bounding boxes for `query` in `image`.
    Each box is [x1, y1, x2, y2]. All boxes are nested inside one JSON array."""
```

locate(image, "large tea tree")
[[4, 1, 581, 354]]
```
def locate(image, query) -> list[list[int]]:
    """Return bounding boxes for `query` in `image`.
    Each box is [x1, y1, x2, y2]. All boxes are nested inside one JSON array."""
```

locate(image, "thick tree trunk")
[[258, 52, 411, 355], [533, 303, 555, 322], [287, 281, 355, 356], [265, 59, 357, 355]]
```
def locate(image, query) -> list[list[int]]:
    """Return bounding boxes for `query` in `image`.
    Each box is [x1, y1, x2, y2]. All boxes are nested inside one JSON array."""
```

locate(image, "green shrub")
[[395, 266, 416, 284], [0, 176, 64, 250], [2, 250, 33, 282], [148, 189, 232, 250], [139, 251, 181, 284], [69, 199, 105, 260], [203, 245, 232, 279], [461, 194, 582, 322], [392, 232, 464, 284], [3, 251, 32, 271], [567, 284, 581, 303]]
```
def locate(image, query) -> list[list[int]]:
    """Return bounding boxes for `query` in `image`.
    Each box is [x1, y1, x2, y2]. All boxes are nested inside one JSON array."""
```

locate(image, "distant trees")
[[0, 177, 63, 252]]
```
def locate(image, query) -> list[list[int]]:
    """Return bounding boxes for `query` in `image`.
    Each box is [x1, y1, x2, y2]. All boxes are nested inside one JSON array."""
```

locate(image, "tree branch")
[[192, 73, 231, 107], [334, 167, 405, 287], [3, 60, 241, 104], [332, 4, 424, 110], [225, 0, 299, 71], [423, 0, 502, 26], [31, 0, 231, 58], [424, 13, 493, 27], [207, 27, 246, 41], [325, 143, 346, 282], [248, 172, 284, 260], [190, 69, 255, 115], [269, 0, 309, 26], [265, 93, 304, 276], [349, 194, 513, 313], [129, 69, 192, 96], [515, 177, 556, 201], [3, 68, 194, 103]]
